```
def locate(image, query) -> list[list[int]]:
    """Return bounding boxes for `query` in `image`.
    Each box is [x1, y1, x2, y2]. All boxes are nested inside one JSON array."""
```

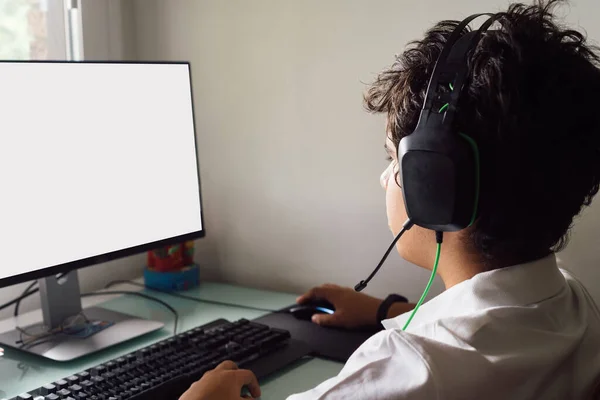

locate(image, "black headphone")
[[398, 13, 501, 232], [355, 13, 503, 292]]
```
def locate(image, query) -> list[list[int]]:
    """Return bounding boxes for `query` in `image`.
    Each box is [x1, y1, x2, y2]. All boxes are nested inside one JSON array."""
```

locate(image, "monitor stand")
[[0, 272, 164, 362]]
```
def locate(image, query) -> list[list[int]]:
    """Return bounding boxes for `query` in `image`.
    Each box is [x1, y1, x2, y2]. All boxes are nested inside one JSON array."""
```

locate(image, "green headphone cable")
[[402, 231, 443, 331]]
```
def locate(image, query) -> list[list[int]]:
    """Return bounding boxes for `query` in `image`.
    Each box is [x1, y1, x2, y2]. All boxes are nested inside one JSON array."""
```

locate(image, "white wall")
[[129, 0, 600, 304]]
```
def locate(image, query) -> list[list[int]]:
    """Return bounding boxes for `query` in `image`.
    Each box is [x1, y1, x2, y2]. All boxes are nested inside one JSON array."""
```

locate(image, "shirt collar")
[[382, 254, 567, 331]]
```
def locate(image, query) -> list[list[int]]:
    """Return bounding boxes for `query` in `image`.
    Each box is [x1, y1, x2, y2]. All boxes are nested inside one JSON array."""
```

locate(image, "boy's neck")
[[437, 248, 487, 289]]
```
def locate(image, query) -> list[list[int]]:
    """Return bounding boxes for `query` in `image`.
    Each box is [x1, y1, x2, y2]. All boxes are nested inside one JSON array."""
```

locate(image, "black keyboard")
[[11, 318, 311, 400]]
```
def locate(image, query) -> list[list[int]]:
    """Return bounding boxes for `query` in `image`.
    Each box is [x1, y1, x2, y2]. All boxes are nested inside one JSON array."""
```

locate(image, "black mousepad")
[[253, 305, 381, 363]]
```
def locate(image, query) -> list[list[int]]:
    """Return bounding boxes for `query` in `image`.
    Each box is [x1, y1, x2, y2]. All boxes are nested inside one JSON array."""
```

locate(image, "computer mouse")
[[288, 299, 336, 321]]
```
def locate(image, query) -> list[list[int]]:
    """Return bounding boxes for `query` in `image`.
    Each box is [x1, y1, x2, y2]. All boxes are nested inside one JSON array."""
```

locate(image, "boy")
[[181, 1, 600, 398]]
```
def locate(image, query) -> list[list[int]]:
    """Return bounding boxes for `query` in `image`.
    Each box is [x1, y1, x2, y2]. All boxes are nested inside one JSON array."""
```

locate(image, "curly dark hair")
[[364, 0, 600, 268]]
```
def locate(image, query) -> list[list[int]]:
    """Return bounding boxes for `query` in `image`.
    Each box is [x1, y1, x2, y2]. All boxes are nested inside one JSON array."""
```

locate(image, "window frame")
[[45, 0, 69, 59]]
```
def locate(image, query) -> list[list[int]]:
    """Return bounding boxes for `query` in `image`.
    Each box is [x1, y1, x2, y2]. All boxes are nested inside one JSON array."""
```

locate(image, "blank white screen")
[[0, 62, 202, 282]]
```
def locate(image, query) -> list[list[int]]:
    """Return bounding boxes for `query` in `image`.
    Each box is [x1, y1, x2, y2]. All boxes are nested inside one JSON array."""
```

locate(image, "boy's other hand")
[[179, 360, 261, 400]]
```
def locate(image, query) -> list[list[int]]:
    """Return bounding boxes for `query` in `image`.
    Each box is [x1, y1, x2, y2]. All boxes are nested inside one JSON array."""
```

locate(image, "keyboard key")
[[76, 372, 90, 380], [102, 372, 116, 381], [66, 376, 79, 385], [271, 328, 292, 338], [45, 395, 59, 400], [91, 366, 106, 376], [67, 385, 82, 393], [39, 385, 56, 395], [151, 377, 163, 385], [54, 381, 68, 390], [105, 361, 117, 371], [16, 394, 33, 400], [242, 336, 256, 345], [230, 349, 247, 362], [34, 397, 45, 400], [259, 333, 280, 346], [56, 389, 71, 398], [248, 322, 269, 331], [79, 380, 94, 389], [233, 334, 247, 343]]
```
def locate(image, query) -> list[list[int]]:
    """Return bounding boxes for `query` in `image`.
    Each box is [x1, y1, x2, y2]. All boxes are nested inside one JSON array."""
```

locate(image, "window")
[[0, 1, 129, 62], [0, 0, 48, 59], [0, 0, 75, 60]]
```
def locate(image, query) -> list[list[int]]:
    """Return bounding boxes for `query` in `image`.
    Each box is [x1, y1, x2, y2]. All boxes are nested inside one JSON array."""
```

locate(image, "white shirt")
[[288, 254, 600, 399]]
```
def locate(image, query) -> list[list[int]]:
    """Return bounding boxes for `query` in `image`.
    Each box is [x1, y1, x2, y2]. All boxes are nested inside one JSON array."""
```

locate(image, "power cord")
[[14, 280, 38, 317], [105, 280, 280, 313], [0, 272, 70, 316], [402, 231, 443, 331], [0, 286, 41, 313]]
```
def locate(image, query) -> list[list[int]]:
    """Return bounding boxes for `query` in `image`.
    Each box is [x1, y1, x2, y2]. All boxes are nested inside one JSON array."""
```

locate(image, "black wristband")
[[376, 294, 408, 326]]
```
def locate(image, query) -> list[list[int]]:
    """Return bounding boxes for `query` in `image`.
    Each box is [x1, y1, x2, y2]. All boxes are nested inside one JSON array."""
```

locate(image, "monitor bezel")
[[0, 60, 206, 290]]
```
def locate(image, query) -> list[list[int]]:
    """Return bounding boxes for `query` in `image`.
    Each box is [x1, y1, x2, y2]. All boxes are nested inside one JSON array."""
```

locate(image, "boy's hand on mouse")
[[179, 361, 261, 400], [296, 284, 384, 329]]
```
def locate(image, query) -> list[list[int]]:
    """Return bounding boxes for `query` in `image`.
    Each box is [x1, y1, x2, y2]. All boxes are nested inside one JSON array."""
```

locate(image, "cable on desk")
[[0, 287, 39, 313], [14, 280, 39, 317], [1, 272, 69, 316], [105, 280, 283, 313], [81, 290, 179, 335]]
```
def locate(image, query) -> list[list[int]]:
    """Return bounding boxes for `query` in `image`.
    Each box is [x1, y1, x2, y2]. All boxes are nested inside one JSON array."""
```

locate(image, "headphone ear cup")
[[398, 128, 478, 231]]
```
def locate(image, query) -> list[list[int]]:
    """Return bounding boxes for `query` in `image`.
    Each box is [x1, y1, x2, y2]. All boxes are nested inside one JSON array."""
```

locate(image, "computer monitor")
[[0, 61, 204, 361]]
